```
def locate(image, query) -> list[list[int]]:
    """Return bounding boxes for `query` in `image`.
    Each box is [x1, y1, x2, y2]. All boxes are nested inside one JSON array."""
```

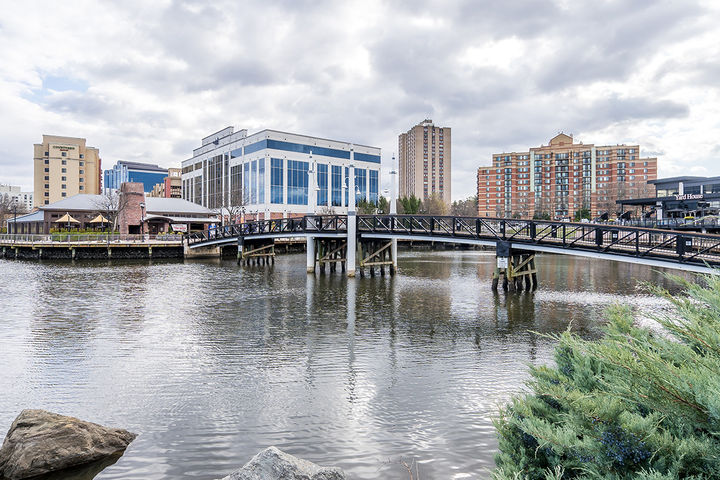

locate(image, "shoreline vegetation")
[[493, 274, 720, 479]]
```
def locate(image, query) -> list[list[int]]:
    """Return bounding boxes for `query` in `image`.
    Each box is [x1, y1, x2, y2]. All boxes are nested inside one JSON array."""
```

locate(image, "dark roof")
[[648, 176, 713, 185], [115, 161, 168, 173]]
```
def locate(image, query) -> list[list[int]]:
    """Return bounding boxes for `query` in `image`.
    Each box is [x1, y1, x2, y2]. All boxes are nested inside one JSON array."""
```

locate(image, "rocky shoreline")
[[0, 410, 346, 480]]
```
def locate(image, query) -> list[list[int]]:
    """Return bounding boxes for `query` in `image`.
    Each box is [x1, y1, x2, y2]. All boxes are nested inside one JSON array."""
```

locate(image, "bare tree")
[[219, 189, 245, 225], [93, 190, 130, 233], [0, 194, 28, 232], [419, 193, 449, 215]]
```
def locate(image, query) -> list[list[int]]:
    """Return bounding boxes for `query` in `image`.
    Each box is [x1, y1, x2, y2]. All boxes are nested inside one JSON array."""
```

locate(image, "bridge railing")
[[358, 215, 720, 266], [0, 233, 182, 245], [186, 215, 348, 245]]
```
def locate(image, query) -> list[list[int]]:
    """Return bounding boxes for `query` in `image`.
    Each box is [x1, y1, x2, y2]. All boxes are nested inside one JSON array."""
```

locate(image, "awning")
[[89, 214, 110, 223], [54, 213, 80, 223]]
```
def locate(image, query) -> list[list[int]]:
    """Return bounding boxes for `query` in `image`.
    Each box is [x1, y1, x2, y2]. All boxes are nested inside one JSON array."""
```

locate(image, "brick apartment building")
[[398, 119, 451, 204], [477, 133, 658, 220]]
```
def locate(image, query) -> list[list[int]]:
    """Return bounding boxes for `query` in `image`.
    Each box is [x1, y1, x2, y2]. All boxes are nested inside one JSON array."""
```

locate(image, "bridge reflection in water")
[[188, 215, 720, 281]]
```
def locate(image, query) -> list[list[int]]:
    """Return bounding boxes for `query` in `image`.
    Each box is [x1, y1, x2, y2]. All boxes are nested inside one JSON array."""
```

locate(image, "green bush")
[[493, 275, 720, 479]]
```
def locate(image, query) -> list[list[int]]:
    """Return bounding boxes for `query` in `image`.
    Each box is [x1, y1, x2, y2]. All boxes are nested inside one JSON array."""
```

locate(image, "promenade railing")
[[0, 233, 184, 245]]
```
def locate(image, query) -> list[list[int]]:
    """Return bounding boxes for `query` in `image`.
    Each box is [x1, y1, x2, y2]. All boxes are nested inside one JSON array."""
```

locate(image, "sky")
[[1, 0, 719, 200]]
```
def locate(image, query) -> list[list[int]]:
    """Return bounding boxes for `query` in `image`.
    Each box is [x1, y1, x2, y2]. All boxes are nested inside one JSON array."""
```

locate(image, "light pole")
[[12, 198, 17, 241], [139, 202, 146, 237]]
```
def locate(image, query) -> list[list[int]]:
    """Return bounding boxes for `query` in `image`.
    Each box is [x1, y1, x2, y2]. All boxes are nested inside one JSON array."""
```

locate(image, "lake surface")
[[0, 251, 688, 479]]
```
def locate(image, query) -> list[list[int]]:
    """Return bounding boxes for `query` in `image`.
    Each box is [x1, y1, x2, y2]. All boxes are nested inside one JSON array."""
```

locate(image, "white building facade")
[[181, 127, 382, 219], [0, 184, 34, 211]]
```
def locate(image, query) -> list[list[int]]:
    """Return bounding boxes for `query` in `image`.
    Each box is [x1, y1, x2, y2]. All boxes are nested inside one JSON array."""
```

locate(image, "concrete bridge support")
[[306, 236, 315, 273]]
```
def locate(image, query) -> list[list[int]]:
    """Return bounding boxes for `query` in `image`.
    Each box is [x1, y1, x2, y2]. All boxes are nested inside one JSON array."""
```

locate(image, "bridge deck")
[[186, 215, 720, 272]]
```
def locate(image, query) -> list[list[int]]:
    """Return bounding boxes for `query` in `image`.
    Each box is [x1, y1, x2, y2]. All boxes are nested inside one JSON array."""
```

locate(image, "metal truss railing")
[[187, 214, 720, 267], [357, 215, 720, 268], [186, 215, 348, 245]]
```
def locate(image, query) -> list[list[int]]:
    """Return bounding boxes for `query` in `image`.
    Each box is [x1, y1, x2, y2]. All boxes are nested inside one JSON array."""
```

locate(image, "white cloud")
[[0, 0, 718, 200]]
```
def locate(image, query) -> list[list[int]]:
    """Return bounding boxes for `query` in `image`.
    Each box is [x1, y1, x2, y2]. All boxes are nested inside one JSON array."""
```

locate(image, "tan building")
[[477, 133, 658, 220], [34, 135, 101, 206], [149, 168, 182, 198], [398, 119, 451, 204]]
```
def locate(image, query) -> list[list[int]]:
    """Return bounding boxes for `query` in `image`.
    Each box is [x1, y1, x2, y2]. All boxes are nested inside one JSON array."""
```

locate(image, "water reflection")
[[0, 252, 694, 480]]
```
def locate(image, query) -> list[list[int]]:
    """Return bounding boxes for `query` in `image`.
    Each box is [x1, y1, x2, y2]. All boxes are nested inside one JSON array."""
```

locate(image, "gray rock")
[[0, 409, 136, 480], [220, 446, 346, 480]]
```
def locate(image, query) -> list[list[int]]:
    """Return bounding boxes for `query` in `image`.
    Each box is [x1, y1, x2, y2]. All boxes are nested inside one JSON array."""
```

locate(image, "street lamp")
[[11, 198, 17, 241], [139, 202, 146, 237]]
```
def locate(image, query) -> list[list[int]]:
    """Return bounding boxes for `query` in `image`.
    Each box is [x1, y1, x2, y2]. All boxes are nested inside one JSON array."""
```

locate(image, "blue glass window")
[[317, 164, 328, 206], [258, 158, 265, 204], [243, 162, 250, 204], [331, 165, 342, 207], [271, 158, 284, 204], [244, 140, 267, 155], [369, 170, 378, 204], [287, 160, 309, 205], [251, 160, 257, 204], [355, 169, 367, 203], [242, 139, 381, 163]]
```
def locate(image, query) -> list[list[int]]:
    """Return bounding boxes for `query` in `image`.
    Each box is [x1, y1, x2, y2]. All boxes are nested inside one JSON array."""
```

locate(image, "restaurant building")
[[8, 183, 217, 234], [617, 176, 720, 220]]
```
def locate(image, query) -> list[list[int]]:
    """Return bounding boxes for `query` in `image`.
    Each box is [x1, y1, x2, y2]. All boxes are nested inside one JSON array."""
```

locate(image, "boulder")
[[220, 446, 346, 480], [0, 409, 136, 480]]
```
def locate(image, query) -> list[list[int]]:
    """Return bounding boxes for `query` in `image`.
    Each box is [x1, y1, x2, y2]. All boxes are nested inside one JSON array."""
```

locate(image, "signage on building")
[[675, 194, 703, 201], [52, 145, 76, 151], [171, 224, 188, 232]]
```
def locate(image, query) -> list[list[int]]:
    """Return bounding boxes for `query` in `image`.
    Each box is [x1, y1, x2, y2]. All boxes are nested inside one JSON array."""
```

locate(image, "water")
[[0, 251, 689, 479]]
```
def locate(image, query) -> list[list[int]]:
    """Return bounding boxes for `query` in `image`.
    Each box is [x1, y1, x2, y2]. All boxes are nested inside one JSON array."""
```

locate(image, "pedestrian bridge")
[[187, 215, 720, 277]]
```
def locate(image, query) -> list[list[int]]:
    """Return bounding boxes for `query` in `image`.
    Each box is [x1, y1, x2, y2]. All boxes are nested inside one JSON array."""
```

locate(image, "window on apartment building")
[[61, 168, 66, 173], [62, 192, 66, 197], [44, 184, 49, 189], [61, 184, 66, 189], [79, 170, 84, 174], [80, 154, 84, 159], [44, 159, 49, 165], [62, 159, 67, 165], [61, 152, 66, 157], [80, 161, 84, 166], [44, 176, 49, 181], [44, 192, 49, 197], [44, 168, 49, 173], [61, 176, 66, 181], [79, 186, 84, 191], [44, 151, 49, 156], [79, 178, 84, 182]]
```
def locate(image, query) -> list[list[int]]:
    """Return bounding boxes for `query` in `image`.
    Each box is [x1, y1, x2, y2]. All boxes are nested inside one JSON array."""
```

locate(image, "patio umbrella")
[[54, 213, 80, 231], [89, 214, 110, 230]]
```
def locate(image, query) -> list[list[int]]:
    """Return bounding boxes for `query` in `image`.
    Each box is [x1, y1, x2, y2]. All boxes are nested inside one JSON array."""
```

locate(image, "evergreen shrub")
[[493, 275, 720, 479]]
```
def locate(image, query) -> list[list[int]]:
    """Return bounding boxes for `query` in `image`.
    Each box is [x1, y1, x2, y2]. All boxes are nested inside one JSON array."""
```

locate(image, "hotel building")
[[398, 119, 451, 204], [181, 127, 381, 219], [477, 133, 658, 219], [33, 135, 101, 205]]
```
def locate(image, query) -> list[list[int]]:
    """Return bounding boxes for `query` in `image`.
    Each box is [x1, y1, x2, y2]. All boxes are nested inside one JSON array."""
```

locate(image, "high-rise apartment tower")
[[398, 119, 451, 204]]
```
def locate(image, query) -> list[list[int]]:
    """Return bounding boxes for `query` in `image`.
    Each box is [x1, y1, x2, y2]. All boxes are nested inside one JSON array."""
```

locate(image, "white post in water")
[[306, 150, 316, 273], [389, 155, 398, 273], [347, 149, 357, 277]]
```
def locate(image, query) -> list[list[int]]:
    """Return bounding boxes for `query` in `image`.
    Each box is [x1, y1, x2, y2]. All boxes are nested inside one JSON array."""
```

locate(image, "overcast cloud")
[[1, 0, 719, 199]]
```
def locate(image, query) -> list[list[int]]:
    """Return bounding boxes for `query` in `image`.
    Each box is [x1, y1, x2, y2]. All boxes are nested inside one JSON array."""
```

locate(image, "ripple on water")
[[0, 253, 687, 480]]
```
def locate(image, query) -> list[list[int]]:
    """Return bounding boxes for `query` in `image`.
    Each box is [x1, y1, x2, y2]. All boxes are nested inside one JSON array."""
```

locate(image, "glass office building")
[[181, 127, 382, 219], [104, 161, 169, 192]]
